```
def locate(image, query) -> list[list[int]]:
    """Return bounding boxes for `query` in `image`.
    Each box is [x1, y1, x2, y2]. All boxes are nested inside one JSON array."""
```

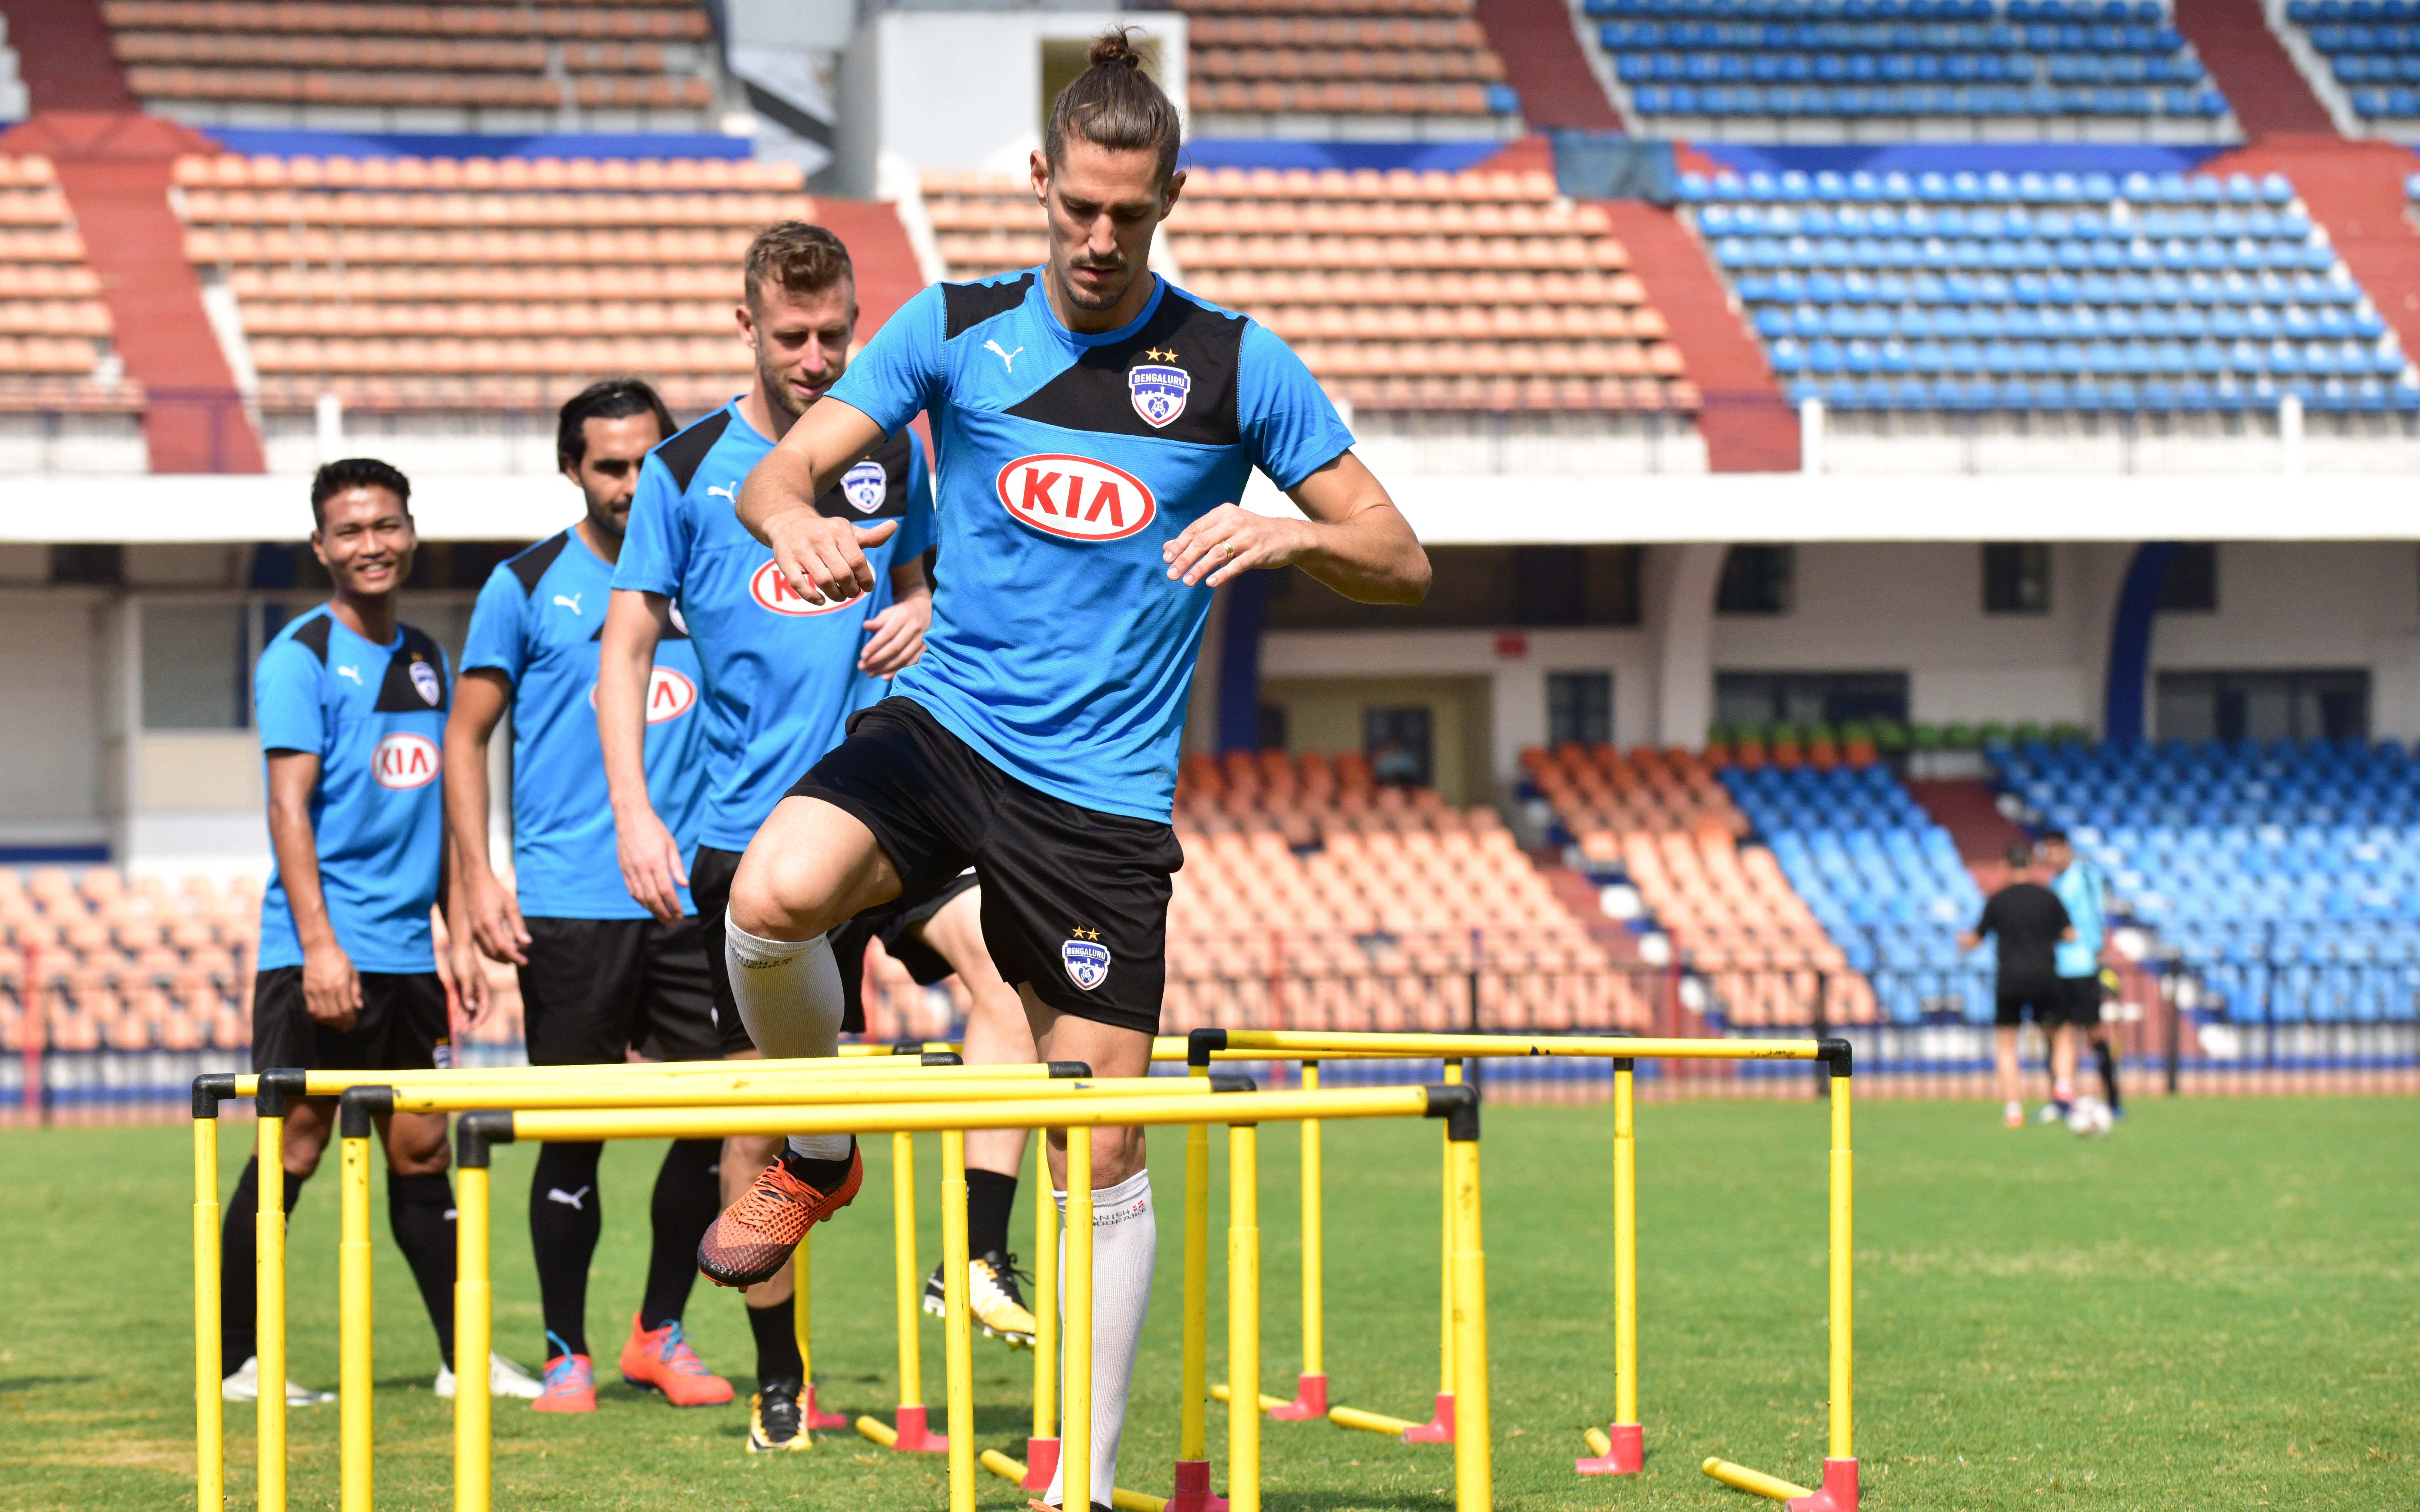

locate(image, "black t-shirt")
[[1975, 883, 2071, 991]]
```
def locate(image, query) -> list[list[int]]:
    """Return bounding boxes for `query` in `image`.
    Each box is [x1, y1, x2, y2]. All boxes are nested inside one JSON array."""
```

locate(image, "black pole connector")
[[1817, 1038, 1853, 1077], [1426, 1081, 1481, 1141], [256, 1067, 307, 1118], [1046, 1061, 1094, 1078], [455, 1109, 515, 1167], [1187, 1027, 1228, 1068], [1613, 1056, 1635, 1074], [920, 1051, 964, 1067], [338, 1085, 393, 1139], [192, 1072, 236, 1119], [1208, 1073, 1257, 1093]]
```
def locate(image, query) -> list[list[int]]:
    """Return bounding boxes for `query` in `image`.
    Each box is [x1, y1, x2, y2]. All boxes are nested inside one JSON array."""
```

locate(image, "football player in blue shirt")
[[445, 379, 742, 1415], [598, 223, 1041, 1450], [219, 459, 541, 1409], [2041, 830, 2122, 1123], [705, 35, 1430, 1507]]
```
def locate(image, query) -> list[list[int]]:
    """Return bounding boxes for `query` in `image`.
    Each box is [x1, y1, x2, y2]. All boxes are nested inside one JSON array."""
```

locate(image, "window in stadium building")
[[1264, 546, 1640, 630], [1257, 702, 1289, 752], [141, 603, 250, 731], [1548, 671, 1613, 748], [1715, 671, 1910, 729], [50, 544, 123, 586], [1365, 706, 1435, 788], [1982, 543, 2052, 616], [2155, 670, 2369, 744], [1715, 545, 1794, 616], [2158, 544, 2218, 613]]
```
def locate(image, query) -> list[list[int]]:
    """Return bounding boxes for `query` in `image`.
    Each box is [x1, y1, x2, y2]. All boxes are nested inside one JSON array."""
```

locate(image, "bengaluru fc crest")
[[1128, 349, 1190, 428], [841, 459, 887, 514], [409, 660, 442, 707], [1062, 928, 1112, 991]]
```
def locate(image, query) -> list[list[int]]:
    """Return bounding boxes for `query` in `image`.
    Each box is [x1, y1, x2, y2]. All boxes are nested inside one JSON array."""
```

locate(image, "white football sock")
[[1045, 1168, 1156, 1507], [723, 922, 850, 1166]]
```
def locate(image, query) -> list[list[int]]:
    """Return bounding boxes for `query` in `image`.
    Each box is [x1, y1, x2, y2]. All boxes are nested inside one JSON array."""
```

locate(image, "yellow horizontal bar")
[[1702, 1457, 1814, 1502], [854, 1416, 897, 1448], [1207, 1383, 1290, 1413], [292, 1056, 1039, 1096], [979, 1450, 1164, 1512], [1583, 1428, 1613, 1458], [1328, 1405, 1422, 1437], [386, 1074, 1201, 1114], [502, 1085, 1439, 1143], [1205, 1031, 1824, 1062]]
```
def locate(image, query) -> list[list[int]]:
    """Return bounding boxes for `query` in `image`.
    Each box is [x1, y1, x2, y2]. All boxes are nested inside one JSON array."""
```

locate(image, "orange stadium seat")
[[0, 158, 139, 412]]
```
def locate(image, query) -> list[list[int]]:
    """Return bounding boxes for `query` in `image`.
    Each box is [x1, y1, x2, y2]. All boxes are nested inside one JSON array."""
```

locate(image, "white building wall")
[[0, 591, 111, 849]]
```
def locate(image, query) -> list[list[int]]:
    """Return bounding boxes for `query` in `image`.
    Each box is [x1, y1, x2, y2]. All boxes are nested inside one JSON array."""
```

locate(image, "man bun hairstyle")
[[744, 220, 854, 313], [311, 457, 411, 526], [1045, 27, 1183, 185], [557, 377, 674, 471]]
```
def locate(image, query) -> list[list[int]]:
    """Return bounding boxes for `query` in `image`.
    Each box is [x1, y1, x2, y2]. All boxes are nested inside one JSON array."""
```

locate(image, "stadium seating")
[[918, 166, 1697, 411], [1179, 0, 1523, 133], [0, 867, 256, 1070], [1682, 163, 2419, 413], [1586, 0, 2233, 138], [2281, 1, 2420, 128], [170, 152, 812, 413], [1993, 736, 2420, 1022], [103, 0, 721, 131], [0, 154, 145, 414]]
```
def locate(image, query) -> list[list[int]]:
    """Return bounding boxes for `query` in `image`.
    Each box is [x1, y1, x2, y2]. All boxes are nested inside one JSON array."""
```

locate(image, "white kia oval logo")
[[586, 666, 697, 723], [995, 454, 1156, 542], [371, 732, 439, 790], [749, 559, 853, 617]]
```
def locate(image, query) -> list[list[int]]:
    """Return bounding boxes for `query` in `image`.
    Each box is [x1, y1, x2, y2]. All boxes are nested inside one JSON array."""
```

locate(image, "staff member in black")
[[1960, 842, 2076, 1129]]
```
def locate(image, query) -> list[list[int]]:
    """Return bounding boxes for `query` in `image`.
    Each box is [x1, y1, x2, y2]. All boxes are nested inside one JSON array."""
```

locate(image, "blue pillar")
[[1215, 572, 1269, 753], [2104, 542, 2176, 746]]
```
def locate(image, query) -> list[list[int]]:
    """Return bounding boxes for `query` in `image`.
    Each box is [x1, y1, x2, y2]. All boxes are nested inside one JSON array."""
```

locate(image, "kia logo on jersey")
[[749, 559, 854, 616], [586, 666, 697, 723], [371, 732, 439, 790], [995, 454, 1157, 542]]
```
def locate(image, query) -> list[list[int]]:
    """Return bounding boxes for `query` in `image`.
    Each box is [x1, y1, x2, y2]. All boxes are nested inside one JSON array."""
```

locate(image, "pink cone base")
[[1785, 1459, 1859, 1512], [803, 1383, 847, 1432], [1401, 1393, 1455, 1443], [1576, 1422, 1643, 1475], [1022, 1438, 1060, 1491], [1167, 1458, 1227, 1512], [1267, 1373, 1329, 1421], [888, 1404, 948, 1452]]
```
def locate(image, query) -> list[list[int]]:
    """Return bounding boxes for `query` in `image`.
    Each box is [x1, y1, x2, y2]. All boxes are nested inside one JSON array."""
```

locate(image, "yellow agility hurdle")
[[188, 1054, 1066, 1512], [446, 1082, 1486, 1512]]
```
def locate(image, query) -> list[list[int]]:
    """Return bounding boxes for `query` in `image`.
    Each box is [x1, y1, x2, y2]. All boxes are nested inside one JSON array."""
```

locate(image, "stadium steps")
[[1591, 197, 1796, 470], [2173, 0, 2336, 138], [3, 0, 137, 111], [2206, 136, 2420, 361], [804, 197, 927, 337], [1906, 777, 2030, 866], [0, 113, 261, 471], [1471, 0, 1624, 129]]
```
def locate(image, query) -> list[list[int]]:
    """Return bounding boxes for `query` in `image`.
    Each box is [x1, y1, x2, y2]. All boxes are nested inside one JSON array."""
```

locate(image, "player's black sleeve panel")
[[653, 408, 734, 493], [944, 273, 1035, 339], [374, 624, 450, 713], [1004, 289, 1243, 446], [812, 429, 917, 522], [290, 609, 334, 664], [505, 530, 572, 596]]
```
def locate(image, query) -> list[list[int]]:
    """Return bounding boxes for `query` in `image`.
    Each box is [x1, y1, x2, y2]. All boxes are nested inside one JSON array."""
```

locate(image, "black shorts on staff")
[[1994, 980, 2069, 1029]]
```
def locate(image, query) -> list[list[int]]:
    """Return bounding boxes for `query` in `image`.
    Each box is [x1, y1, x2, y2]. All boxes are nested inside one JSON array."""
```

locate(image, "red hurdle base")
[[1266, 1373, 1329, 1421], [855, 1404, 949, 1451], [1166, 1458, 1227, 1512], [803, 1382, 847, 1431], [1576, 1422, 1643, 1475], [1787, 1459, 1858, 1512], [1401, 1393, 1455, 1443], [1022, 1437, 1059, 1491]]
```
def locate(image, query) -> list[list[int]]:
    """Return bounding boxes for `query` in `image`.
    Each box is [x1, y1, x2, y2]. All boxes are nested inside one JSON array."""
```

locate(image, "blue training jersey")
[[460, 528, 710, 919], [827, 268, 1354, 822], [255, 607, 449, 974], [615, 398, 934, 852], [2053, 858, 2107, 978]]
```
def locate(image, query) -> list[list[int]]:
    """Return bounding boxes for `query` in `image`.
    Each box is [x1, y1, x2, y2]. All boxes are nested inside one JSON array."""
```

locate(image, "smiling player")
[[703, 32, 1430, 1507]]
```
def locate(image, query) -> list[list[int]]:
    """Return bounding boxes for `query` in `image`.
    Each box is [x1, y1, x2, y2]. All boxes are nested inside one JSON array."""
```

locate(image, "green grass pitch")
[[1, 1094, 2414, 1510]]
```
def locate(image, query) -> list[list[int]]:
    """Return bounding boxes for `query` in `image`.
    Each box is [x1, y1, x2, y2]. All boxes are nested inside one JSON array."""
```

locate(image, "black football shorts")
[[251, 967, 447, 1073], [519, 914, 730, 1064]]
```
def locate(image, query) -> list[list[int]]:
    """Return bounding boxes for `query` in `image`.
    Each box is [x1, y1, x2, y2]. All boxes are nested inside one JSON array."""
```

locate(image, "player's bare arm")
[[442, 668, 529, 971], [265, 748, 360, 1032], [1163, 450, 1429, 604], [859, 555, 932, 677], [736, 397, 895, 606], [598, 586, 688, 923]]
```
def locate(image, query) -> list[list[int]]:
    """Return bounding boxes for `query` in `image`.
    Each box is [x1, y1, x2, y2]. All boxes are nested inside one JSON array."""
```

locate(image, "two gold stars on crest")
[[1070, 926, 1103, 941], [1141, 347, 1179, 364]]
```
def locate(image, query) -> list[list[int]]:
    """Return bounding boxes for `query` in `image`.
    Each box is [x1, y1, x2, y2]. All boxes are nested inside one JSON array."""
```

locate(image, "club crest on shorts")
[[1062, 926, 1112, 992], [1128, 350, 1190, 429], [840, 459, 887, 514], [408, 659, 442, 707]]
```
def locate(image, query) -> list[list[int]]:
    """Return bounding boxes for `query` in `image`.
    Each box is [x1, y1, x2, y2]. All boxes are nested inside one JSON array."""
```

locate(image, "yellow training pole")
[[1702, 1457, 1815, 1501], [1579, 1058, 1642, 1475], [1065, 1125, 1094, 1512], [1027, 1133, 1059, 1490], [1829, 1063, 1856, 1472], [192, 1101, 221, 1512], [1266, 1062, 1325, 1420], [453, 1157, 491, 1512], [338, 1119, 375, 1512], [942, 1129, 975, 1512], [1175, 1061, 1214, 1505], [795, 1229, 845, 1429], [1447, 1121, 1491, 1512], [256, 1092, 287, 1512], [1404, 1060, 1461, 1444], [866, 1129, 948, 1450], [1228, 1121, 1262, 1512]]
